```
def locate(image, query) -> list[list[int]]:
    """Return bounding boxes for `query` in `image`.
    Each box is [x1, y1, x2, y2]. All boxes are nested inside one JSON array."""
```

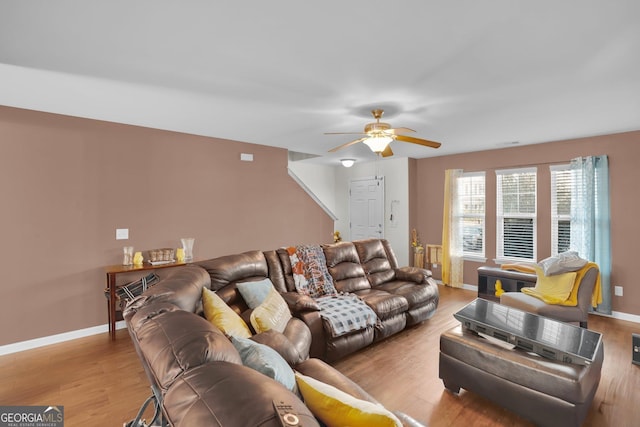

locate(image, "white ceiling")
[[1, 1, 639, 165]]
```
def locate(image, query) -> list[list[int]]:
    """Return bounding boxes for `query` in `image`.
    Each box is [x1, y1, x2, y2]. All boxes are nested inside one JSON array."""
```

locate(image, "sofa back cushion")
[[322, 242, 371, 293], [163, 362, 320, 427], [139, 265, 211, 313], [354, 239, 397, 287], [264, 249, 289, 293], [197, 251, 270, 314], [128, 308, 242, 392], [276, 247, 297, 292]]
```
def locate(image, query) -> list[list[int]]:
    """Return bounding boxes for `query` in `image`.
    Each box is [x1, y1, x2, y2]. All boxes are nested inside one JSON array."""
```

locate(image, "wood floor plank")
[[0, 285, 638, 427]]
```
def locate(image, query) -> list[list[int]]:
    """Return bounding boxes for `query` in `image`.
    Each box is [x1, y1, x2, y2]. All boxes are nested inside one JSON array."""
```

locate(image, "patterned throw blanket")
[[315, 294, 378, 338], [287, 245, 378, 337]]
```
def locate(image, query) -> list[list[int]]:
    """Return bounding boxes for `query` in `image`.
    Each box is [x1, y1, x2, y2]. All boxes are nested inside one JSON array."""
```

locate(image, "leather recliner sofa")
[[125, 255, 427, 426], [282, 239, 439, 361]]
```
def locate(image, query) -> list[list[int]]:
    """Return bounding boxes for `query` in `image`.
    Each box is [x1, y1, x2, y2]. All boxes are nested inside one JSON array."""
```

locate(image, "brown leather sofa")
[[125, 256, 427, 426], [272, 239, 440, 361]]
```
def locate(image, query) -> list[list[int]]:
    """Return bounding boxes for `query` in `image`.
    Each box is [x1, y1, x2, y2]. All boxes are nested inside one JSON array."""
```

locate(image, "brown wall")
[[415, 131, 640, 316], [0, 106, 333, 346]]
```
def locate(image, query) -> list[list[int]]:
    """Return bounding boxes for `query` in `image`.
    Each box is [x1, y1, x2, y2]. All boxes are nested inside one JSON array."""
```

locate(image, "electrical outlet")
[[614, 285, 623, 297], [432, 263, 439, 269]]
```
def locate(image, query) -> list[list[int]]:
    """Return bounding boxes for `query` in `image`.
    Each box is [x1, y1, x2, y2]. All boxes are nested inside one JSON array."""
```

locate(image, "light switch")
[[240, 153, 254, 162], [116, 228, 129, 240]]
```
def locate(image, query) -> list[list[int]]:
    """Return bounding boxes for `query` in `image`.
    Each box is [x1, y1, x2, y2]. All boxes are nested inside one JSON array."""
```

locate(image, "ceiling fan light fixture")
[[363, 134, 393, 153], [340, 158, 356, 168]]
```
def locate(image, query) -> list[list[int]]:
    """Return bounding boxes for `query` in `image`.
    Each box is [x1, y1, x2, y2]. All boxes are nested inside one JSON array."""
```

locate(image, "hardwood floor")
[[1, 286, 639, 426]]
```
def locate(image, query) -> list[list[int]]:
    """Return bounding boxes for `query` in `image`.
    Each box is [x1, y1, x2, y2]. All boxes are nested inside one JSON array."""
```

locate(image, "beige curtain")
[[442, 169, 464, 288]]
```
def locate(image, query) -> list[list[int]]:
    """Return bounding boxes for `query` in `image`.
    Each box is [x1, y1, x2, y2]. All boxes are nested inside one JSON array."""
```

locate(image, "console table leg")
[[107, 273, 117, 340]]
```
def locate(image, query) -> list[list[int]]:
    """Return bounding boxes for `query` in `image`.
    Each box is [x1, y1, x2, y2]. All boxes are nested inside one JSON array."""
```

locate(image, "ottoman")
[[439, 325, 603, 427]]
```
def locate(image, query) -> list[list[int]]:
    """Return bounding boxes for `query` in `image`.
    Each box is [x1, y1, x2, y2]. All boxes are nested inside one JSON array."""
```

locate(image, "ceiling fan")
[[326, 109, 441, 157]]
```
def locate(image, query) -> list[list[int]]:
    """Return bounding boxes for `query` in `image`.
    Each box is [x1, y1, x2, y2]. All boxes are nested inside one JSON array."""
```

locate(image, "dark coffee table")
[[454, 298, 602, 365]]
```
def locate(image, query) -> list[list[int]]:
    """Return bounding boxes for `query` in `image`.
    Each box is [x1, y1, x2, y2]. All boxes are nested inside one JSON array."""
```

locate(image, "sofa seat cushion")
[[375, 281, 436, 309], [164, 362, 320, 427], [500, 292, 588, 324], [354, 289, 409, 320]]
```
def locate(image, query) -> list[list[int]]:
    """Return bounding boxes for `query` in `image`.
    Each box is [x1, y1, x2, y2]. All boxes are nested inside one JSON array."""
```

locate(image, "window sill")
[[494, 257, 536, 265], [463, 255, 487, 263]]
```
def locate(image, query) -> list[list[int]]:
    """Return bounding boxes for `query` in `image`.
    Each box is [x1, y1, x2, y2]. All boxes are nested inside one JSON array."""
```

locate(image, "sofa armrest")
[[395, 266, 431, 284], [250, 329, 309, 365], [282, 292, 321, 313]]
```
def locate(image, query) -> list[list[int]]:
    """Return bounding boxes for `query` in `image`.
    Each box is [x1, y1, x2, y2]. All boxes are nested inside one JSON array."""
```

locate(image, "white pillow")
[[538, 251, 587, 276]]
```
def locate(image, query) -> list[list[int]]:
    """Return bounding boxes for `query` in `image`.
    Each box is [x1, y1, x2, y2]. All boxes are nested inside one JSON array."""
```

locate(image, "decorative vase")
[[122, 246, 134, 266], [181, 237, 195, 262], [133, 251, 144, 266]]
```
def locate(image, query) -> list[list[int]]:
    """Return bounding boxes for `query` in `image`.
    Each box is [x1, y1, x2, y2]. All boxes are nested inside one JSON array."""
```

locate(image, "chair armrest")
[[281, 292, 321, 313], [395, 266, 431, 284]]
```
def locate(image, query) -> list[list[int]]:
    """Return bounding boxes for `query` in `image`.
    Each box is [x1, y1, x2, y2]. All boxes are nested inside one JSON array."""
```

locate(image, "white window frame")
[[550, 164, 572, 256], [457, 172, 486, 261], [495, 167, 537, 263]]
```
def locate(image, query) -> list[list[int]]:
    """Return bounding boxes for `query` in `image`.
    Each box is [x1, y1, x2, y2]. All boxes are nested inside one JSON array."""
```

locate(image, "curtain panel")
[[442, 169, 464, 288], [570, 155, 611, 315]]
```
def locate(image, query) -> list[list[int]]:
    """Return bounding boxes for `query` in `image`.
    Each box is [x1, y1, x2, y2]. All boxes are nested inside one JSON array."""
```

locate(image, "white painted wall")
[[288, 162, 338, 218], [288, 157, 410, 266], [335, 158, 410, 266]]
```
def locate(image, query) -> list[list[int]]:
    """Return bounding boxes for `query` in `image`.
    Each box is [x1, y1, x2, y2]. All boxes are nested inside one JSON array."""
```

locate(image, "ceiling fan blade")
[[394, 134, 441, 148], [324, 132, 367, 135], [381, 145, 394, 157], [384, 127, 416, 135], [328, 137, 367, 153]]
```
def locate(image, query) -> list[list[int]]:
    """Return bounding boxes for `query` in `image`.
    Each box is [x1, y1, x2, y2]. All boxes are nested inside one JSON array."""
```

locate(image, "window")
[[496, 168, 537, 261], [458, 172, 485, 257], [550, 165, 572, 255]]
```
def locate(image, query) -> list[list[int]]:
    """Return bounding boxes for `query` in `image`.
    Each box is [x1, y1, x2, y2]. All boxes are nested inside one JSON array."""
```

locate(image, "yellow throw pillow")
[[250, 286, 292, 334], [295, 372, 402, 427], [521, 265, 577, 305], [202, 287, 252, 339]]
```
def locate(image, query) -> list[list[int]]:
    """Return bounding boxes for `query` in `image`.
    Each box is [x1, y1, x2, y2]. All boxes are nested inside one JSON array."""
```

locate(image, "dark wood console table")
[[105, 260, 195, 340], [477, 266, 537, 302]]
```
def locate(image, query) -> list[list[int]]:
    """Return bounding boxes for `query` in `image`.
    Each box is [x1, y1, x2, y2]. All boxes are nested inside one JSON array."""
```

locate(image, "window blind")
[[496, 167, 537, 261]]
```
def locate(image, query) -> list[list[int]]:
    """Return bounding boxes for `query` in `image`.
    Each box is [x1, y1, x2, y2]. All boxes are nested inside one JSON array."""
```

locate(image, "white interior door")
[[349, 177, 384, 240]]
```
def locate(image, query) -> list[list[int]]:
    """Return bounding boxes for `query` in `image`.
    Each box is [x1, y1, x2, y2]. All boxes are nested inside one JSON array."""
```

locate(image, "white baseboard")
[[0, 320, 127, 356], [598, 310, 640, 324]]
